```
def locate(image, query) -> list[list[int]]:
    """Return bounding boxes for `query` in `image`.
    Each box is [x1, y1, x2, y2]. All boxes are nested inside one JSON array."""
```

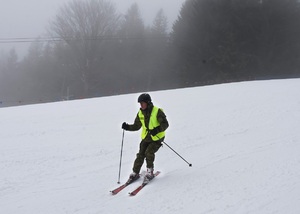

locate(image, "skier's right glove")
[[122, 122, 129, 130]]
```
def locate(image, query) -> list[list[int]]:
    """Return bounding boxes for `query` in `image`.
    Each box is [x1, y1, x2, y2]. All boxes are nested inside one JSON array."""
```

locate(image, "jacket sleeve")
[[157, 109, 169, 132], [127, 113, 142, 131]]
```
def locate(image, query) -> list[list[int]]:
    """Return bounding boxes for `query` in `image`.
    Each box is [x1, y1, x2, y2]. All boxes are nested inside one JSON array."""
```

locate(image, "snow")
[[1, 79, 300, 214]]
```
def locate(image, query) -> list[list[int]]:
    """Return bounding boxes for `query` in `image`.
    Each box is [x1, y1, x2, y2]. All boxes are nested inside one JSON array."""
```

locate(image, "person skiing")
[[122, 93, 169, 183]]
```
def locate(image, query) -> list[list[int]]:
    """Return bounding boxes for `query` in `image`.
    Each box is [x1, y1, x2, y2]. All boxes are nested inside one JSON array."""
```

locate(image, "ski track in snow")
[[1, 79, 300, 214]]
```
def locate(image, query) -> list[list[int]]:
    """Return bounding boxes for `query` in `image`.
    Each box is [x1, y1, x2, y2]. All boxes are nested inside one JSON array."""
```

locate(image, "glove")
[[149, 126, 160, 136], [122, 122, 129, 130]]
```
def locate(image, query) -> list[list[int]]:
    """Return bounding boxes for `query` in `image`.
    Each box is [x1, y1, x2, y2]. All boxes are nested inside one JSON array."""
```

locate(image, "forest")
[[1, 0, 300, 106]]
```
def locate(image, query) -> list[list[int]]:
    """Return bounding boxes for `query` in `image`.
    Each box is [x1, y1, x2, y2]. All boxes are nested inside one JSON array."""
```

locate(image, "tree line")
[[172, 0, 300, 86], [1, 0, 300, 107]]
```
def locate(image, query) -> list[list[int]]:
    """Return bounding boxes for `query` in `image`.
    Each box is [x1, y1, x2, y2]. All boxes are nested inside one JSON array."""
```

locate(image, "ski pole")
[[117, 130, 125, 184], [162, 141, 192, 167]]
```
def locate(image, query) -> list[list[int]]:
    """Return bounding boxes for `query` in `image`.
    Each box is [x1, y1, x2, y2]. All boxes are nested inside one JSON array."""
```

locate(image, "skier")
[[122, 93, 169, 183]]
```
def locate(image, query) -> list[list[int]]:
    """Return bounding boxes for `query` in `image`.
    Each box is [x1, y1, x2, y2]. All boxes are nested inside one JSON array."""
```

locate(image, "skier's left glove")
[[149, 126, 160, 136]]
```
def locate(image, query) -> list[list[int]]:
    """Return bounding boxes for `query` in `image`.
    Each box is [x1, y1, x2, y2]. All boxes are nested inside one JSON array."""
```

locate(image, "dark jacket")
[[127, 102, 169, 142]]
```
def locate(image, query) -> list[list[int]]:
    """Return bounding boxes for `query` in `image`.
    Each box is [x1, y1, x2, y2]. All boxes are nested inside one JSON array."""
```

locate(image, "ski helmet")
[[138, 93, 151, 103]]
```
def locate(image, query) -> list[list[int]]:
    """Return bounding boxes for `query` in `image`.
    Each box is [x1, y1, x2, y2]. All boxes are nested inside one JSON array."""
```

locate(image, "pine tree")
[[171, 0, 300, 85]]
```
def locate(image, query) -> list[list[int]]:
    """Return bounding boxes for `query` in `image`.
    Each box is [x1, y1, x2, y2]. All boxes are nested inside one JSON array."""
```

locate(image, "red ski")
[[110, 176, 140, 195], [129, 171, 160, 196]]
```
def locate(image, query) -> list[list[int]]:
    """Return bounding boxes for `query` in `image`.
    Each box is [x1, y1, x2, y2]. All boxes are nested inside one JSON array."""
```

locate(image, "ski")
[[129, 171, 160, 196], [110, 176, 140, 195]]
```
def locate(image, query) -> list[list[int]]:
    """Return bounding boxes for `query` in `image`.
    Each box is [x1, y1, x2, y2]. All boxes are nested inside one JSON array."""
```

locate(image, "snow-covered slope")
[[1, 79, 300, 214]]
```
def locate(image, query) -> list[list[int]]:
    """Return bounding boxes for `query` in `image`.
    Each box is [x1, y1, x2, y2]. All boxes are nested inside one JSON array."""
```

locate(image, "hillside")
[[1, 79, 300, 214]]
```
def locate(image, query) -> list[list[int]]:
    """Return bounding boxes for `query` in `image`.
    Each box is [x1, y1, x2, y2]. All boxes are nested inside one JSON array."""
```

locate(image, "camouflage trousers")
[[132, 140, 162, 174]]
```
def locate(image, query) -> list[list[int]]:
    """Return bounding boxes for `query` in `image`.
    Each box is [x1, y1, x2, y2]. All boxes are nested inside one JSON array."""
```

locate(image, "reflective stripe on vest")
[[138, 106, 165, 141]]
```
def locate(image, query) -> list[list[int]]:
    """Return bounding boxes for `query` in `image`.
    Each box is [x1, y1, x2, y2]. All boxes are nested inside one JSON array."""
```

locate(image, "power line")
[[0, 38, 61, 44], [0, 35, 170, 44], [0, 36, 64, 44]]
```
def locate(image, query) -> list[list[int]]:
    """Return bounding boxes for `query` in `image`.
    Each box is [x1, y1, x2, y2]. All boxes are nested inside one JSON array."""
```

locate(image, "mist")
[[0, 0, 185, 106], [0, 0, 185, 57], [1, 0, 300, 108]]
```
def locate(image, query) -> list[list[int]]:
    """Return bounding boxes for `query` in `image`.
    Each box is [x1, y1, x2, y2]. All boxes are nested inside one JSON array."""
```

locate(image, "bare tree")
[[49, 0, 120, 95]]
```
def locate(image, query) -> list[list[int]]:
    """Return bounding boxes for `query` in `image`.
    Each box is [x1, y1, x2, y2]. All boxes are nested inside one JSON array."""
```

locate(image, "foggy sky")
[[0, 0, 185, 57]]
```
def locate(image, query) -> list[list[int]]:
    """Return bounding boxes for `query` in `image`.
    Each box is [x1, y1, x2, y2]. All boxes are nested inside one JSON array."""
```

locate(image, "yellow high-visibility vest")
[[138, 106, 165, 141]]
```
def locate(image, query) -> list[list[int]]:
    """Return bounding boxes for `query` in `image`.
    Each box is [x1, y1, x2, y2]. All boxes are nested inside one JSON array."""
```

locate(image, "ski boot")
[[143, 168, 154, 184], [127, 172, 140, 184]]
